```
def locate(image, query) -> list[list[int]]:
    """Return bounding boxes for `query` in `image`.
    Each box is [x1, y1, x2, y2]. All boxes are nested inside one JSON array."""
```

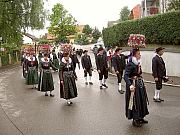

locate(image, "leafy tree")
[[82, 25, 93, 35], [38, 38, 50, 44], [119, 6, 130, 21], [0, 0, 46, 45], [75, 34, 89, 45], [48, 3, 77, 43], [167, 0, 180, 11], [92, 27, 101, 41]]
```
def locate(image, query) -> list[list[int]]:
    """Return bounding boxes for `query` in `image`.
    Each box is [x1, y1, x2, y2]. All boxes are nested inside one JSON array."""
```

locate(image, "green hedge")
[[102, 11, 180, 47]]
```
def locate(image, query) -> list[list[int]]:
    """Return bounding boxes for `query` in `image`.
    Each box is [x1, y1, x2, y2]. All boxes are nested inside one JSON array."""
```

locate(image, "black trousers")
[[99, 67, 108, 80], [116, 71, 123, 83], [84, 69, 92, 77], [155, 77, 163, 90]]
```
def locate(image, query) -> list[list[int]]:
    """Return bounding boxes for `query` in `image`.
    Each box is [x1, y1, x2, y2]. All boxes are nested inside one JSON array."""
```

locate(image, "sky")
[[25, 0, 142, 43]]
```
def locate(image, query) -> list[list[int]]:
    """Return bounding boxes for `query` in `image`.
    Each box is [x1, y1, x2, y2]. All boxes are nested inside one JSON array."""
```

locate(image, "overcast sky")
[[25, 0, 142, 41]]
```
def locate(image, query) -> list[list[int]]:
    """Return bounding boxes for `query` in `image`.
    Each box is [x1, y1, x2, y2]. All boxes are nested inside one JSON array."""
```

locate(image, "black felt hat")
[[83, 50, 88, 54], [156, 47, 165, 53]]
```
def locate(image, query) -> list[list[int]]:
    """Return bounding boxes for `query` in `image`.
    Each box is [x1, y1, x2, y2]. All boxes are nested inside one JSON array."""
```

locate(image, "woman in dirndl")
[[124, 48, 149, 127], [59, 52, 78, 105], [50, 49, 59, 70], [26, 54, 38, 89], [38, 53, 58, 97]]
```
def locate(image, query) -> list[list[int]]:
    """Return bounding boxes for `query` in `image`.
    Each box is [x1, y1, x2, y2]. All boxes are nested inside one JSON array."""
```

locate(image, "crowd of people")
[[21, 45, 168, 127]]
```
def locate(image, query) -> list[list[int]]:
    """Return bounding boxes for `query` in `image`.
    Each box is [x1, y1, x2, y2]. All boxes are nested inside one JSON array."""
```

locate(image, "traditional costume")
[[59, 57, 78, 105], [96, 47, 108, 89], [38, 56, 58, 96], [152, 47, 167, 102], [81, 50, 93, 85], [124, 55, 149, 127], [26, 56, 38, 88], [112, 48, 127, 94], [50, 51, 59, 70]]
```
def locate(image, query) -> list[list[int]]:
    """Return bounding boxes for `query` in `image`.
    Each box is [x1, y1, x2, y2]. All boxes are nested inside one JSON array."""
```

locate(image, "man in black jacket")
[[81, 50, 93, 85], [152, 47, 168, 102], [70, 51, 80, 70], [96, 47, 108, 89], [112, 48, 128, 94]]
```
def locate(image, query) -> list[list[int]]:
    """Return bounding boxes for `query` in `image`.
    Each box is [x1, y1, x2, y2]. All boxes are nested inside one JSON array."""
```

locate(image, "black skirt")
[[60, 71, 78, 99], [125, 78, 149, 120]]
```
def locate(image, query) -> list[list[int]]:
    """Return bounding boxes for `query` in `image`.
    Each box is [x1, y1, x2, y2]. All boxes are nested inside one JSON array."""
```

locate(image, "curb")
[[108, 72, 180, 88]]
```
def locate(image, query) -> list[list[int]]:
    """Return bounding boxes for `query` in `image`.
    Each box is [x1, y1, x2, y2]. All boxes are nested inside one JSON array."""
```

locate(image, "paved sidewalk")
[[142, 72, 180, 86]]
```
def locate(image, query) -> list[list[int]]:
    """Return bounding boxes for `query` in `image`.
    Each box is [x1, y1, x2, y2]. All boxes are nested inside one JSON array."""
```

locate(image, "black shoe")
[[159, 98, 164, 102], [140, 119, 148, 124], [132, 120, 142, 127], [118, 90, 124, 94], [45, 93, 48, 96], [100, 86, 103, 89], [89, 82, 93, 85], [102, 84, 108, 88], [85, 82, 88, 85], [50, 94, 54, 97], [154, 98, 161, 102]]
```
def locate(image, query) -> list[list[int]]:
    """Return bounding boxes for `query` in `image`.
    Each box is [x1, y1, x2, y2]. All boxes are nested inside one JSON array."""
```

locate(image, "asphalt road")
[[0, 60, 180, 135]]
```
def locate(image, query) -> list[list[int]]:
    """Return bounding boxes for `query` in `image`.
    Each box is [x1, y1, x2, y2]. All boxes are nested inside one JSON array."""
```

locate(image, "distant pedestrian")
[[70, 51, 80, 70], [50, 50, 59, 70], [124, 48, 149, 127], [152, 47, 168, 102], [107, 47, 113, 70], [81, 50, 93, 85], [96, 47, 108, 89], [59, 53, 78, 105], [112, 48, 128, 94]]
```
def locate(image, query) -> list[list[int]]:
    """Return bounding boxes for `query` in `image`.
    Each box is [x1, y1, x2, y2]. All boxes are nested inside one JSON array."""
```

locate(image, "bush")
[[1, 53, 9, 66], [102, 11, 180, 47]]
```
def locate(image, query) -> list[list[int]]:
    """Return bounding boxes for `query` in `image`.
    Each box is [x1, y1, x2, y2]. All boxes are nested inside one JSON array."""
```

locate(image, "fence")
[[0, 51, 20, 67]]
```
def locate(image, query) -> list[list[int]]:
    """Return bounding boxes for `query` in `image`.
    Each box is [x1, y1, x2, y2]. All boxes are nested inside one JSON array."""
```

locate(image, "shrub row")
[[102, 11, 180, 47]]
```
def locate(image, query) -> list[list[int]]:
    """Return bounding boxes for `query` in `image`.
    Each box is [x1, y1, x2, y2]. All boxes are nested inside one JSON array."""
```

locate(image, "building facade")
[[141, 0, 169, 17]]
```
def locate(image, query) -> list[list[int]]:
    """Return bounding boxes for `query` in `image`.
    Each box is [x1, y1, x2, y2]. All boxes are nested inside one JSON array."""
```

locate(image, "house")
[[67, 25, 85, 43], [42, 33, 56, 42], [141, 0, 169, 17], [129, 4, 141, 20]]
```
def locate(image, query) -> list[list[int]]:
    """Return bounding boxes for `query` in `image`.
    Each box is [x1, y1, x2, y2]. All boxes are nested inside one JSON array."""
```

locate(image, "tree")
[[92, 27, 101, 41], [119, 6, 130, 21], [38, 38, 50, 44], [82, 25, 93, 35], [74, 34, 89, 45], [167, 0, 180, 11], [0, 0, 46, 45], [48, 3, 77, 43]]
